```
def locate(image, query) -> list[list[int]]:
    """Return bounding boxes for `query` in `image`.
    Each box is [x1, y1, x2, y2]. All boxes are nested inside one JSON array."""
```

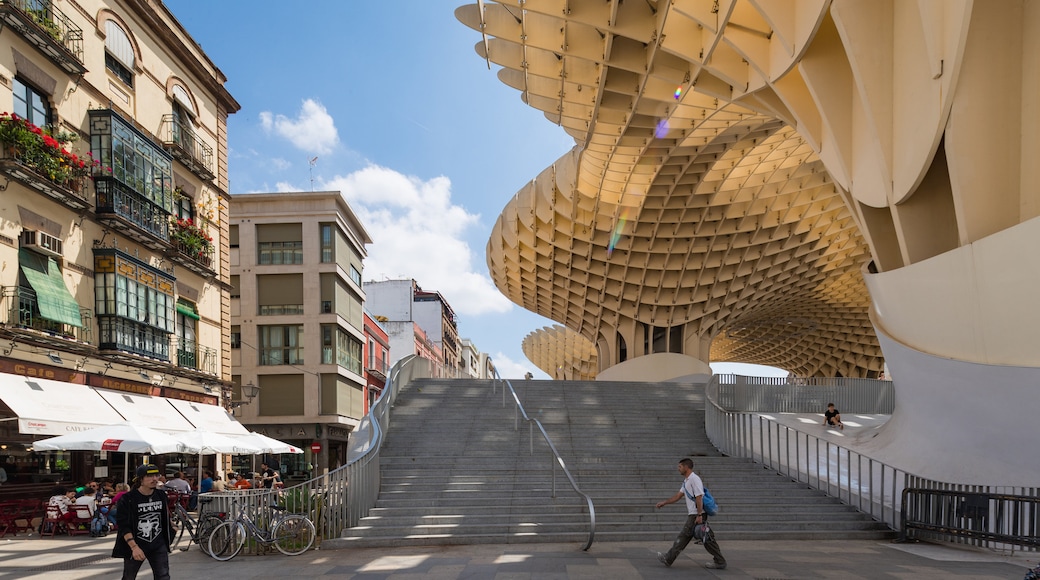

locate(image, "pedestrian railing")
[[900, 488, 1040, 548], [491, 370, 596, 551], [705, 374, 1039, 552]]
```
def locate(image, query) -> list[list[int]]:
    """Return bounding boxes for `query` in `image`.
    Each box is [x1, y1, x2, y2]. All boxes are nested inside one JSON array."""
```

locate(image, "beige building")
[[458, 1, 1040, 486], [0, 0, 238, 485], [229, 191, 371, 477]]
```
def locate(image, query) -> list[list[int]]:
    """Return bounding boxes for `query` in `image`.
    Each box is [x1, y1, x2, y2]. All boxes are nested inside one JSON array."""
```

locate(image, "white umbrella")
[[232, 432, 304, 454], [175, 430, 262, 455], [33, 423, 197, 455], [33, 423, 200, 484]]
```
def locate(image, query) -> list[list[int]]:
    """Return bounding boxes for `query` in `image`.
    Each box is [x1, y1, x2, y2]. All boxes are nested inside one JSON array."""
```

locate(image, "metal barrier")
[[901, 489, 1040, 549], [491, 370, 596, 551], [711, 374, 895, 414], [704, 374, 1039, 552]]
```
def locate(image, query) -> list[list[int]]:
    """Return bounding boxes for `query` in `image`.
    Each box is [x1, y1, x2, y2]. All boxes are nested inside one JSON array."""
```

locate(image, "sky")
[[164, 1, 786, 380]]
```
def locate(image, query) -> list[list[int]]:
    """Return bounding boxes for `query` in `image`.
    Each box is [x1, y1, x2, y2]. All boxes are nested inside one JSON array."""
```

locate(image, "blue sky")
[[165, 2, 786, 380]]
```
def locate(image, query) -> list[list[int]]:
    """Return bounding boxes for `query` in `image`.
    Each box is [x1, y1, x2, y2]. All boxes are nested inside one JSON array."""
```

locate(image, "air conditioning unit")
[[21, 230, 64, 259]]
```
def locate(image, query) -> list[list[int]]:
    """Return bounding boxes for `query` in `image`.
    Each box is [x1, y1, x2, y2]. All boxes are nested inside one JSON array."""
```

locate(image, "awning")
[[167, 399, 248, 436], [93, 388, 196, 434], [19, 250, 82, 328], [176, 299, 199, 320], [0, 373, 125, 435]]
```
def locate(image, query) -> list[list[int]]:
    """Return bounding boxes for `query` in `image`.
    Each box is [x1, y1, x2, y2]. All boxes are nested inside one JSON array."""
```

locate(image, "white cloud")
[[489, 352, 541, 380], [323, 165, 512, 317], [269, 158, 292, 171], [259, 99, 339, 155]]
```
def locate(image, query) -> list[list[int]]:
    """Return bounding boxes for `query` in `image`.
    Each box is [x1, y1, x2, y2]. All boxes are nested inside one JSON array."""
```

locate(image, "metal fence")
[[704, 374, 1039, 551]]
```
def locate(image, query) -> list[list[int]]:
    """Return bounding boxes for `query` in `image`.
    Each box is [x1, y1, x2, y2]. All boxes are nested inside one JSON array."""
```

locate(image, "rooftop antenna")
[[309, 156, 318, 191]]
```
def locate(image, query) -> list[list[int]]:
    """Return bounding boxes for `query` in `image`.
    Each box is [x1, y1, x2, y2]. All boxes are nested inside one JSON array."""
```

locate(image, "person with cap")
[[112, 464, 174, 580]]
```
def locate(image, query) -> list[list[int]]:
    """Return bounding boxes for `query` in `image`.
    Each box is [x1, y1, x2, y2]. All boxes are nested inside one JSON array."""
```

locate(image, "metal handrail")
[[491, 369, 596, 551], [704, 374, 1039, 552]]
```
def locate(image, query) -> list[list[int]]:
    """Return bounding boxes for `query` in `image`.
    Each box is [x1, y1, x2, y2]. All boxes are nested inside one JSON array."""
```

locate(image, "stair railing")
[[704, 374, 1039, 552], [491, 369, 596, 551]]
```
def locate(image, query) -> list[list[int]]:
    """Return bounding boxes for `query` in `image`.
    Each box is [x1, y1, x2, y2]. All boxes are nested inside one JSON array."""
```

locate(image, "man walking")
[[112, 464, 173, 580], [655, 458, 727, 570]]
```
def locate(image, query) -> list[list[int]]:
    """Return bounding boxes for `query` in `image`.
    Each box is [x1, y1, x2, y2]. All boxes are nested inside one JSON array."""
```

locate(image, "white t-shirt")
[[679, 472, 705, 515], [74, 494, 96, 516], [165, 478, 191, 494]]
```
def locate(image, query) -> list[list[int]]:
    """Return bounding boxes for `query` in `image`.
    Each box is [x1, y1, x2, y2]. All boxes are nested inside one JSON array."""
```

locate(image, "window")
[[93, 249, 174, 361], [230, 325, 241, 349], [12, 78, 49, 127], [321, 325, 362, 374], [258, 241, 303, 265], [229, 225, 239, 248], [175, 299, 199, 369], [174, 190, 193, 220], [320, 224, 334, 263], [259, 325, 303, 365], [349, 265, 361, 286], [104, 21, 134, 88], [170, 100, 196, 152], [368, 339, 374, 369]]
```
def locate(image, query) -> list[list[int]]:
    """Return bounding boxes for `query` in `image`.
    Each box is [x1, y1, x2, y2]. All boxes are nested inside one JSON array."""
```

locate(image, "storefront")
[[238, 422, 351, 482], [0, 364, 243, 492]]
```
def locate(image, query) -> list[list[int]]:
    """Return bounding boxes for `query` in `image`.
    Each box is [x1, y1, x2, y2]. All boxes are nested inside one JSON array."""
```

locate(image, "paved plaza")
[[0, 534, 1034, 579]]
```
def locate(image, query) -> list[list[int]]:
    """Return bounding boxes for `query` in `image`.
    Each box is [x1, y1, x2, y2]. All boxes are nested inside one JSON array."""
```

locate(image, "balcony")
[[0, 0, 85, 74], [90, 109, 175, 251], [168, 239, 215, 278], [0, 286, 95, 354], [172, 336, 217, 376], [159, 114, 214, 181], [0, 145, 90, 211]]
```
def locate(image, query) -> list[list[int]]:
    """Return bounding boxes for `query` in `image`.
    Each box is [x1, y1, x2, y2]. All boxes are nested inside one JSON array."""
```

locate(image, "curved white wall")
[[596, 353, 712, 383], [863, 216, 1040, 366]]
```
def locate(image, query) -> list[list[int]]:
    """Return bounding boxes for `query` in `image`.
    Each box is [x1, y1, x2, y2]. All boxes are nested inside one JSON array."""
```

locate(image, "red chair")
[[14, 499, 41, 535], [0, 501, 18, 538], [40, 505, 67, 537], [67, 504, 92, 536]]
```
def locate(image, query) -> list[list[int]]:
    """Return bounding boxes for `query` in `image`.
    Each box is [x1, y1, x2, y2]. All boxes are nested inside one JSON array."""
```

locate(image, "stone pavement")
[[0, 533, 1036, 579]]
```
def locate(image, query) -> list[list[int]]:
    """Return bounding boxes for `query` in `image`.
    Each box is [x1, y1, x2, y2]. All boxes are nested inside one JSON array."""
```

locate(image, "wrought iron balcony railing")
[[159, 114, 214, 181], [94, 179, 171, 250], [0, 145, 90, 211], [0, 285, 93, 344], [172, 336, 217, 376], [0, 0, 85, 74]]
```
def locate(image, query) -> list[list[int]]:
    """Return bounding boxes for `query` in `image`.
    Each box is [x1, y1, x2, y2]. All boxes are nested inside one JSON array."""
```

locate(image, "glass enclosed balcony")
[[90, 109, 175, 251]]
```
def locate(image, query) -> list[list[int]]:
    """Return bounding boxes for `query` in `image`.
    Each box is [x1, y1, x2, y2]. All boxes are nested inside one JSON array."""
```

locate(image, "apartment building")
[[365, 279, 459, 372], [362, 310, 388, 413], [229, 191, 371, 476], [0, 0, 239, 486]]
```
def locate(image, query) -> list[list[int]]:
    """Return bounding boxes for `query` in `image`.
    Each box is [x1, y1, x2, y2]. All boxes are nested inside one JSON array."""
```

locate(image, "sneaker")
[[657, 552, 671, 567], [705, 562, 727, 570]]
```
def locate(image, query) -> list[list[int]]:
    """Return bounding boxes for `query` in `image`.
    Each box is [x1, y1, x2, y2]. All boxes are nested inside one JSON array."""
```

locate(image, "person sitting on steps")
[[823, 403, 844, 430]]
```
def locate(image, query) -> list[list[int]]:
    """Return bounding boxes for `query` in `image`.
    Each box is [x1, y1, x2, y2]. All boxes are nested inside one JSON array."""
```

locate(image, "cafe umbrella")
[[32, 423, 200, 483]]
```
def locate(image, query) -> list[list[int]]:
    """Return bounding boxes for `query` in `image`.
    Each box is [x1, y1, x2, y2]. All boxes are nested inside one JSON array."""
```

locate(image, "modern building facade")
[[230, 191, 371, 476], [457, 1, 1040, 487], [0, 0, 239, 486], [365, 279, 460, 372]]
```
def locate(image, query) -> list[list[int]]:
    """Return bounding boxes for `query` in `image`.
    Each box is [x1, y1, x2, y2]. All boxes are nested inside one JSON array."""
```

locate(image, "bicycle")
[[207, 500, 315, 561], [166, 491, 226, 555]]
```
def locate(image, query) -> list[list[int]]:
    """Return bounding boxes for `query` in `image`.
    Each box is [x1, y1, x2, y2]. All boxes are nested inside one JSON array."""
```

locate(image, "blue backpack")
[[683, 484, 719, 516]]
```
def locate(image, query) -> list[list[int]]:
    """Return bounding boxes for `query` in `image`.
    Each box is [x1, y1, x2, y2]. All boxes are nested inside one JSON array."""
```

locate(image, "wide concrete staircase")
[[338, 378, 894, 547]]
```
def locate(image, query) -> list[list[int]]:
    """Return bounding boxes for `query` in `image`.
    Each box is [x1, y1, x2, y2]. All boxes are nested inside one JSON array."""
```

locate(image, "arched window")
[[104, 20, 134, 87]]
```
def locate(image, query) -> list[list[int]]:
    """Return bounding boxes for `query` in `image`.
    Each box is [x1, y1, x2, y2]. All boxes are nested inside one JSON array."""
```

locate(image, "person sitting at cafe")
[[74, 482, 99, 516], [48, 486, 78, 522], [165, 471, 191, 494], [229, 473, 252, 489], [199, 470, 214, 493], [211, 473, 226, 492], [107, 483, 130, 528]]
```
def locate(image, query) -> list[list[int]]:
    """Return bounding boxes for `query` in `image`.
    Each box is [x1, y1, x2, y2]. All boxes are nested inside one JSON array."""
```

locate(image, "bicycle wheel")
[[169, 510, 190, 552], [207, 521, 246, 561], [272, 515, 315, 556], [195, 515, 225, 556]]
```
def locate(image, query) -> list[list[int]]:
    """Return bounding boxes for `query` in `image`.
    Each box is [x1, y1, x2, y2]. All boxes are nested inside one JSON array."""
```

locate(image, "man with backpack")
[[655, 457, 727, 570]]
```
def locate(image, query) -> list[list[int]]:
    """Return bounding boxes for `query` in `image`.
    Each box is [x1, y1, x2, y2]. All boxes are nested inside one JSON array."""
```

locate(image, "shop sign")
[[89, 375, 159, 396], [0, 358, 85, 383], [163, 387, 218, 406], [327, 426, 350, 440]]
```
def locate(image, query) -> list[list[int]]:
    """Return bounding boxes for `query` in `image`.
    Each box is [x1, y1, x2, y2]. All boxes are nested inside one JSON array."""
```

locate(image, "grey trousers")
[[663, 514, 726, 566]]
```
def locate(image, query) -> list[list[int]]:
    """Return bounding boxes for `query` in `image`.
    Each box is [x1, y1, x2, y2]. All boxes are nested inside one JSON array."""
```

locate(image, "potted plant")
[[170, 216, 214, 262], [0, 112, 105, 188]]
